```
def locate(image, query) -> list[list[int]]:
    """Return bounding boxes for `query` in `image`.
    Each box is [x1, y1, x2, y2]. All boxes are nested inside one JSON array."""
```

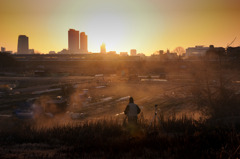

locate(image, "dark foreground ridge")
[[0, 116, 240, 159]]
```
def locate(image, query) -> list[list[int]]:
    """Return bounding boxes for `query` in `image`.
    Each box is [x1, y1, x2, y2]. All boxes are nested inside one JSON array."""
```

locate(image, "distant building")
[[0, 47, 11, 53], [100, 43, 106, 54], [29, 49, 34, 54], [130, 49, 137, 56], [166, 49, 170, 54], [120, 52, 128, 56], [151, 50, 178, 60], [68, 29, 79, 54], [108, 51, 116, 55], [17, 35, 29, 54], [166, 52, 178, 59], [137, 53, 145, 57], [80, 32, 88, 53], [1, 47, 6, 52], [206, 45, 225, 59], [227, 47, 240, 58], [58, 49, 69, 54], [49, 51, 56, 54], [186, 45, 225, 58], [186, 45, 209, 57], [159, 50, 164, 55]]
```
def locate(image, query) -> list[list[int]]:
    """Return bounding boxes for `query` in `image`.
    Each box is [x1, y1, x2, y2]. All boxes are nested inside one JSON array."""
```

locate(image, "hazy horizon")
[[0, 0, 240, 55]]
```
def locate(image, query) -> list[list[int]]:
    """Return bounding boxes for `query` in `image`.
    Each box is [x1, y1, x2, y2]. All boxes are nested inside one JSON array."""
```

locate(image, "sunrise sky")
[[0, 0, 240, 55]]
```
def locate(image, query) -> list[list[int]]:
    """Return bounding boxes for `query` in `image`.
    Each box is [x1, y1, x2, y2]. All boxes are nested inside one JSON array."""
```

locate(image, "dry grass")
[[1, 115, 240, 158]]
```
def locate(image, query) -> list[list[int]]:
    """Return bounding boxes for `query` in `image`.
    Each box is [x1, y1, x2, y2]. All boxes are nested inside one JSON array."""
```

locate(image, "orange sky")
[[0, 0, 240, 55]]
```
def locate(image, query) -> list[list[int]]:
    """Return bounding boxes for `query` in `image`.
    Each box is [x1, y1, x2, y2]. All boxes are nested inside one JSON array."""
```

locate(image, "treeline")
[[0, 53, 21, 69]]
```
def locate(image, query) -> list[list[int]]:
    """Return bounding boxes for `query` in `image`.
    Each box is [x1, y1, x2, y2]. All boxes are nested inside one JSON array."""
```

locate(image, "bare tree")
[[173, 47, 185, 56]]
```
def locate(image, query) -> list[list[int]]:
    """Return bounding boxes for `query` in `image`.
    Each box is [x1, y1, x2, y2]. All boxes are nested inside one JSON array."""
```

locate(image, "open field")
[[0, 75, 201, 126], [1, 74, 240, 158], [1, 72, 240, 125]]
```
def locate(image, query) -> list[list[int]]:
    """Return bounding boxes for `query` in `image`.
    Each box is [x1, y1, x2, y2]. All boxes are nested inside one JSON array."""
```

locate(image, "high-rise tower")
[[100, 43, 106, 54], [17, 35, 29, 54], [80, 32, 88, 53], [68, 29, 79, 54]]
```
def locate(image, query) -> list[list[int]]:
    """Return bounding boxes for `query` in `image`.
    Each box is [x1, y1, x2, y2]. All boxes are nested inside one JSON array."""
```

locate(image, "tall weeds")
[[1, 115, 240, 158]]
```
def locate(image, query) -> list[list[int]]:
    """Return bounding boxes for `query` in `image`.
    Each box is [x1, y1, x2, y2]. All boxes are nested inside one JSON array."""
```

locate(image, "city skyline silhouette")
[[0, 0, 240, 55]]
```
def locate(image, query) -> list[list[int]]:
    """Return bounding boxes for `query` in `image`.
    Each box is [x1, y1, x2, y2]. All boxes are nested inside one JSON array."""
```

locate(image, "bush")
[[190, 59, 240, 120]]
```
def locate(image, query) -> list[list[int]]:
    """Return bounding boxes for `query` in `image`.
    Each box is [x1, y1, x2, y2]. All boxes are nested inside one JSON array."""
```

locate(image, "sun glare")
[[85, 11, 128, 52]]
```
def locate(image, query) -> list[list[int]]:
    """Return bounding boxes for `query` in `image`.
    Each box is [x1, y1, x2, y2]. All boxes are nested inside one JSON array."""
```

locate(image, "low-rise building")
[[186, 45, 209, 57]]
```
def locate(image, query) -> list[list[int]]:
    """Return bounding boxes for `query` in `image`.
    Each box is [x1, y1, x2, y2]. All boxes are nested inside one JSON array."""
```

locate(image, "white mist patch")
[[0, 114, 12, 118], [116, 96, 130, 102], [66, 111, 86, 120], [96, 86, 106, 89], [115, 112, 124, 116], [32, 88, 61, 95], [141, 79, 167, 82], [101, 97, 113, 102]]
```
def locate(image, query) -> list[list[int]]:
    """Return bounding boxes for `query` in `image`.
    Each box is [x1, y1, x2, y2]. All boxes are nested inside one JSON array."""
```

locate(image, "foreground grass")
[[0, 116, 240, 159]]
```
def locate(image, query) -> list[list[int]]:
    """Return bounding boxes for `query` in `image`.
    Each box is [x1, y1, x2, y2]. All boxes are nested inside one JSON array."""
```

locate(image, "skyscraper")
[[17, 35, 29, 54], [100, 43, 106, 54], [80, 32, 88, 53], [68, 29, 79, 54]]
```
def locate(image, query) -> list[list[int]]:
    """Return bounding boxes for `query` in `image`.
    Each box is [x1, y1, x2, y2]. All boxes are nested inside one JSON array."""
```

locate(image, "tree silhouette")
[[173, 47, 185, 56], [0, 53, 20, 68]]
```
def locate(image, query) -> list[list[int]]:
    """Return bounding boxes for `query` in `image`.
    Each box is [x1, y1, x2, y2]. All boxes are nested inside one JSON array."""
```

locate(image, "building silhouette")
[[80, 32, 88, 53], [227, 47, 240, 58], [100, 43, 106, 54], [1, 47, 6, 52], [186, 45, 225, 57], [120, 52, 128, 56], [29, 49, 34, 54], [159, 50, 164, 55], [130, 49, 137, 56], [17, 35, 29, 54], [108, 51, 116, 55], [68, 29, 79, 54]]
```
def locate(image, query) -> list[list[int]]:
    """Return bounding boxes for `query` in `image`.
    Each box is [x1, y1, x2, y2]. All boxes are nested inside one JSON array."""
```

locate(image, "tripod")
[[149, 104, 161, 128]]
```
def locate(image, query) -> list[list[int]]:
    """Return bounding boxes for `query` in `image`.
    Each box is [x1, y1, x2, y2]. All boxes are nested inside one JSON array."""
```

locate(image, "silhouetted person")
[[124, 97, 141, 125]]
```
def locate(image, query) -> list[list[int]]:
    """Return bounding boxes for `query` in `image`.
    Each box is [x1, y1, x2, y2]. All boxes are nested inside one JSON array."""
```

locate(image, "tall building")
[[130, 49, 137, 56], [17, 35, 29, 54], [100, 43, 106, 54], [80, 32, 88, 53], [159, 50, 164, 55], [1, 47, 6, 52], [68, 29, 79, 54]]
